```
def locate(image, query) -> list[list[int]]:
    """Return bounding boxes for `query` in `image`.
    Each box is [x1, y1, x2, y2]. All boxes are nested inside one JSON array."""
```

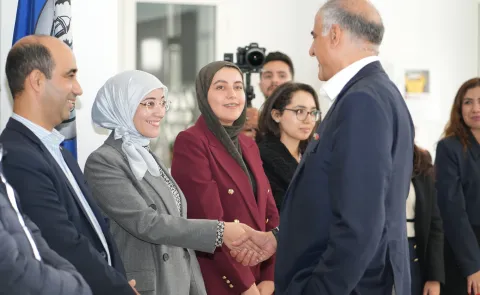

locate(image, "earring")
[[274, 119, 280, 123]]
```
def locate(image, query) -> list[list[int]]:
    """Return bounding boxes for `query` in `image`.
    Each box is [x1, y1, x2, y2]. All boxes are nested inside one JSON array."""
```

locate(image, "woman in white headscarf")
[[84, 70, 259, 295]]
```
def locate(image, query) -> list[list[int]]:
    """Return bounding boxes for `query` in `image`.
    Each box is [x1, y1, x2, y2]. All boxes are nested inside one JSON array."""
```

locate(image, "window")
[[136, 2, 216, 166]]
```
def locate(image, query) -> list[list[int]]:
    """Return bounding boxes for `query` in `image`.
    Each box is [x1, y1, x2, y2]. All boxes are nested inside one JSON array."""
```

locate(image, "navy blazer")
[[0, 118, 135, 295], [435, 133, 480, 293], [274, 62, 414, 295], [0, 170, 92, 295]]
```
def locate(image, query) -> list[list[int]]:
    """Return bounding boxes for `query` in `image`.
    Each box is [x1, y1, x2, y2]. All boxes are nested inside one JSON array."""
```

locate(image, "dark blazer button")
[[163, 253, 169, 261], [149, 204, 157, 210], [100, 251, 107, 259]]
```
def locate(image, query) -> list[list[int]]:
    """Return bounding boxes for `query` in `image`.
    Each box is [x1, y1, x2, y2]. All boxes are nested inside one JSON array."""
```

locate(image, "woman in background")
[[435, 77, 480, 295], [84, 70, 255, 295], [407, 144, 444, 295], [256, 82, 320, 210], [172, 61, 279, 295]]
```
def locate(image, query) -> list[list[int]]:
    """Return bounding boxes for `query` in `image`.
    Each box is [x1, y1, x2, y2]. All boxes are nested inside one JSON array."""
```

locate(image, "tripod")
[[245, 72, 255, 108]]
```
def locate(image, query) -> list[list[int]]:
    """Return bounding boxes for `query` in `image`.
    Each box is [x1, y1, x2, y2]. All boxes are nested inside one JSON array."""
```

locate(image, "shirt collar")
[[322, 56, 380, 101], [11, 113, 65, 146]]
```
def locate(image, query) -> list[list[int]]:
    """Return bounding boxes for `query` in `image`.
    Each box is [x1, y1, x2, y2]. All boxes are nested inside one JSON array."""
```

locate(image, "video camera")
[[224, 43, 266, 106]]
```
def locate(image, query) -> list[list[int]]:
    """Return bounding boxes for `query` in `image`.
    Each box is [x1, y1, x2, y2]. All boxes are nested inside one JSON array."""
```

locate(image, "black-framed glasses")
[[139, 100, 171, 112], [283, 108, 321, 121]]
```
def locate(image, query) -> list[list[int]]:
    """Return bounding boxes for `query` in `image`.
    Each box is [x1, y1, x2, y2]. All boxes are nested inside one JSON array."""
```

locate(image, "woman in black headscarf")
[[172, 61, 279, 295]]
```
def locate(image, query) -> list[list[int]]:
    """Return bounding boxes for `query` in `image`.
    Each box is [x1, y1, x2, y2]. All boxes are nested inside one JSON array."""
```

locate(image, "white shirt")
[[406, 181, 416, 238], [11, 114, 111, 265], [321, 56, 380, 101], [0, 148, 42, 261]]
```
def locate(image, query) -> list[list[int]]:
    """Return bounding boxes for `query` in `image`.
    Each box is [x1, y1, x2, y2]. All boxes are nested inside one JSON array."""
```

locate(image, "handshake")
[[222, 222, 278, 266]]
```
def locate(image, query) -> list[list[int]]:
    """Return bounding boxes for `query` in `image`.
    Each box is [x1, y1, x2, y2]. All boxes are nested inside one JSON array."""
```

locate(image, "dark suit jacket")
[[435, 133, 480, 294], [171, 116, 280, 294], [0, 172, 92, 295], [257, 133, 298, 211], [274, 61, 414, 295], [411, 172, 445, 284], [0, 118, 135, 295]]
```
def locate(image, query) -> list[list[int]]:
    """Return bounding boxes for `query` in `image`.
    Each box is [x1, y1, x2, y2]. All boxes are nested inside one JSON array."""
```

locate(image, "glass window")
[[136, 3, 216, 167]]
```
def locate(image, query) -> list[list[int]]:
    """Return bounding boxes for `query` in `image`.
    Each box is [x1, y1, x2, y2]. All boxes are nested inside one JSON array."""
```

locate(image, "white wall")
[[373, 0, 478, 156], [72, 0, 120, 169], [0, 0, 16, 130], [0, 0, 478, 169], [0, 0, 120, 169]]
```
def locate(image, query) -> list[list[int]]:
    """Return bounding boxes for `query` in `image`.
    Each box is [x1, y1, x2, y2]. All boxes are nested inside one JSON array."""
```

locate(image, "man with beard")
[[242, 52, 294, 139]]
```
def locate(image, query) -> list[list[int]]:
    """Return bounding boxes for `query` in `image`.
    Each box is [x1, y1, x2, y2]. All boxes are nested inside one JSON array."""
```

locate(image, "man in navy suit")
[[231, 0, 414, 294], [0, 35, 138, 295]]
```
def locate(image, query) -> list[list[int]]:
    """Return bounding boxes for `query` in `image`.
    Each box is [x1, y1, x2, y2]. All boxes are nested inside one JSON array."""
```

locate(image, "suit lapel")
[[61, 148, 110, 234], [203, 123, 262, 228], [288, 121, 325, 190], [6, 119, 106, 239], [143, 170, 181, 217], [154, 158, 187, 218], [151, 152, 184, 217], [290, 61, 386, 184], [105, 133, 181, 217], [241, 138, 266, 227]]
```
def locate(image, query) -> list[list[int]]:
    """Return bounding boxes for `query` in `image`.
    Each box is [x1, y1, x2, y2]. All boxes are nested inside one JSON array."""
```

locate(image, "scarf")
[[195, 61, 253, 188], [92, 70, 168, 180]]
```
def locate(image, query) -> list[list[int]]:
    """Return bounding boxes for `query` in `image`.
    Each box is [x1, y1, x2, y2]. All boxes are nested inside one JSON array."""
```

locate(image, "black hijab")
[[195, 61, 253, 188]]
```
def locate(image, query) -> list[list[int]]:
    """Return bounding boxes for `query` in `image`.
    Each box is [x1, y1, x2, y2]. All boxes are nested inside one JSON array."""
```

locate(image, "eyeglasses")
[[139, 100, 171, 112], [283, 108, 321, 121]]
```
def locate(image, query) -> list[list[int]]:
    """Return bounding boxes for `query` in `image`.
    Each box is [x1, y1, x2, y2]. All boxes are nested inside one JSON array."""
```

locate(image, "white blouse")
[[406, 181, 416, 238]]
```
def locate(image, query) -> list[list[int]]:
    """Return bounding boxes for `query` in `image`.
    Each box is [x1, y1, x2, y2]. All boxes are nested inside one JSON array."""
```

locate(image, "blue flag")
[[13, 0, 77, 159]]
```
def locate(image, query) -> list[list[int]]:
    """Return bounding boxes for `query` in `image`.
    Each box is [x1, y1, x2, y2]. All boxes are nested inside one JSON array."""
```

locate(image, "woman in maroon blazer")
[[171, 61, 279, 295]]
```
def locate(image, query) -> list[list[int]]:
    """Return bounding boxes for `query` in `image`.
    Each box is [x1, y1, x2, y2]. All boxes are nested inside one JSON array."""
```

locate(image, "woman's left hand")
[[423, 281, 440, 295]]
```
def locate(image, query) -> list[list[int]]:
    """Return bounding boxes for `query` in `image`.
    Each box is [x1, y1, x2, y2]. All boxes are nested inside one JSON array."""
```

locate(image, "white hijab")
[[92, 70, 168, 180]]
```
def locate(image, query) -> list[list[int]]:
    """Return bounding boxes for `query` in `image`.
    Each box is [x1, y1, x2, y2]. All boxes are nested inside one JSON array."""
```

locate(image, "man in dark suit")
[[0, 35, 138, 295], [231, 0, 414, 294], [0, 153, 92, 295]]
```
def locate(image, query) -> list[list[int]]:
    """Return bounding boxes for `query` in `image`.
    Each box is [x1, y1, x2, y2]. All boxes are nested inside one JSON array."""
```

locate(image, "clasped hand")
[[223, 223, 277, 266]]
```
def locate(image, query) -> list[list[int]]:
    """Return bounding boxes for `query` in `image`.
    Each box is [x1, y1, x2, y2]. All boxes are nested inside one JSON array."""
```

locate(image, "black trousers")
[[408, 237, 424, 295]]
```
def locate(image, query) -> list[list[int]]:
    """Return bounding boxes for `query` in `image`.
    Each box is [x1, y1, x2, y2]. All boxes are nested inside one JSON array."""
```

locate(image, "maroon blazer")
[[171, 116, 280, 294]]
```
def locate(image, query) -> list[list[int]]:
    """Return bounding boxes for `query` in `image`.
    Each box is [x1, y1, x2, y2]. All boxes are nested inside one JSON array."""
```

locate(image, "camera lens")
[[246, 50, 265, 67]]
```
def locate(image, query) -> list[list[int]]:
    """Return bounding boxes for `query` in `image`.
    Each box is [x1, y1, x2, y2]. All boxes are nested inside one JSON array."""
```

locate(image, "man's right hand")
[[129, 279, 140, 295], [230, 224, 277, 266], [467, 271, 480, 294], [241, 283, 261, 295]]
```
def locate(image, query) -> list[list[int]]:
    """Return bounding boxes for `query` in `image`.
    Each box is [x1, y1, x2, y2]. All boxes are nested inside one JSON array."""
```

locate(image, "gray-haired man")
[[231, 0, 414, 294]]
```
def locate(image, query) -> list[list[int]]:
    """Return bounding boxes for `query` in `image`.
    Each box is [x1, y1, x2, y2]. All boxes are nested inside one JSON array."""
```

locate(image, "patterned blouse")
[[156, 164, 182, 214], [145, 147, 224, 247]]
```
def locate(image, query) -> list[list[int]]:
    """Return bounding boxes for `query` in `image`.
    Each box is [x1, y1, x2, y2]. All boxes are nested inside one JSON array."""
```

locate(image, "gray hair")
[[320, 0, 384, 46]]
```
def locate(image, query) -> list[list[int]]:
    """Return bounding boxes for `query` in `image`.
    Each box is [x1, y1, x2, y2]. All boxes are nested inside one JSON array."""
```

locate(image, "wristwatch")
[[271, 226, 280, 241]]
